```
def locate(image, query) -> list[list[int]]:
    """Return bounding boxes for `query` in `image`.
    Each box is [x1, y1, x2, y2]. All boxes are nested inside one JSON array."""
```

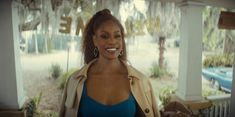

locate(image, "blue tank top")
[[78, 83, 137, 117]]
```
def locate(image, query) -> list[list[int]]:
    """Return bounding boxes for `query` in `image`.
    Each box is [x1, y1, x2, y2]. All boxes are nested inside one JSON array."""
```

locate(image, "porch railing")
[[205, 94, 231, 117]]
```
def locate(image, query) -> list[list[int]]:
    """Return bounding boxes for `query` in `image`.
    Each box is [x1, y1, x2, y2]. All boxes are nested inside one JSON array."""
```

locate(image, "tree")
[[146, 1, 180, 68], [96, 0, 121, 18], [16, 0, 94, 53], [203, 6, 226, 52], [203, 7, 235, 54], [223, 30, 235, 54], [17, 0, 55, 53]]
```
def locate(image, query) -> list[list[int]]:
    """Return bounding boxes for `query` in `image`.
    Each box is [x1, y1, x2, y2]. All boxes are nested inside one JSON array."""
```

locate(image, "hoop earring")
[[94, 47, 98, 57], [119, 50, 123, 57]]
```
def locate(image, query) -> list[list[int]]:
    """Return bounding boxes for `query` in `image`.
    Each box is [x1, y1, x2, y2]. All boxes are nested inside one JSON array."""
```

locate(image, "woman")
[[59, 9, 160, 117]]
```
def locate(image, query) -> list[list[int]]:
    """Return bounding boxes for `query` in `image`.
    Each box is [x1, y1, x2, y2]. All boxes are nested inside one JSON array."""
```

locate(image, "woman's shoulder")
[[68, 63, 90, 78], [65, 65, 84, 80], [127, 65, 149, 81], [127, 65, 153, 91]]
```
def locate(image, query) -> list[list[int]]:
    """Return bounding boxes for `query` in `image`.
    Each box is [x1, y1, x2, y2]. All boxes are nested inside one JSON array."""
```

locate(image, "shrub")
[[23, 99, 36, 117], [202, 86, 225, 97], [203, 54, 234, 67], [150, 62, 170, 78], [49, 63, 63, 79], [58, 68, 79, 90], [159, 87, 175, 106], [23, 91, 43, 117], [36, 111, 58, 117]]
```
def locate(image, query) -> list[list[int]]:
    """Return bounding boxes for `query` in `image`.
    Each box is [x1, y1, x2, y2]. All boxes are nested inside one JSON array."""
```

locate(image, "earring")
[[119, 50, 123, 57], [94, 47, 98, 57]]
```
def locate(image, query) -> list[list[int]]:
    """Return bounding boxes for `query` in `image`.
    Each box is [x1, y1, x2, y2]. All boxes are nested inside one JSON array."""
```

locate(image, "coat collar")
[[72, 59, 141, 80], [66, 59, 145, 109]]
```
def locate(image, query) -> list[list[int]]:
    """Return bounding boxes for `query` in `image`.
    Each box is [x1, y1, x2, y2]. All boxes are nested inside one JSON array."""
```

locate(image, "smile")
[[105, 47, 118, 52]]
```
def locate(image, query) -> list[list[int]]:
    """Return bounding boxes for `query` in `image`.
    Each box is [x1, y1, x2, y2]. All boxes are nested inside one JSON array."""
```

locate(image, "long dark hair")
[[82, 9, 127, 64]]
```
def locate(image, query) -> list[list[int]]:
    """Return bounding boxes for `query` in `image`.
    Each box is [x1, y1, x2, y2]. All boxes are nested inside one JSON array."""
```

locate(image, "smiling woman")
[[82, 9, 127, 64], [92, 20, 123, 60], [59, 9, 160, 117]]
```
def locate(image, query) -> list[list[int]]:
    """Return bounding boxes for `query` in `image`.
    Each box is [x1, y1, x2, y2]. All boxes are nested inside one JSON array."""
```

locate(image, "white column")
[[176, 1, 204, 101], [0, 1, 25, 109]]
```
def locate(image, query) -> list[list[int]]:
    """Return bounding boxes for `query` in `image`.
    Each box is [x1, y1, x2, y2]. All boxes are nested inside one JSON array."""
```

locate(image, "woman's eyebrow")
[[100, 30, 120, 34], [100, 31, 108, 34], [114, 31, 121, 34]]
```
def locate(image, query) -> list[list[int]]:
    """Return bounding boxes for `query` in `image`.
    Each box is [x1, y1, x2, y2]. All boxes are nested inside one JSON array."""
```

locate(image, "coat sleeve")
[[148, 80, 161, 117]]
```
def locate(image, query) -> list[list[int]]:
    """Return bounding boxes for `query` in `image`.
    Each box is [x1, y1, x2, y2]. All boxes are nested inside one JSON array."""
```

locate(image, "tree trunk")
[[159, 36, 165, 68]]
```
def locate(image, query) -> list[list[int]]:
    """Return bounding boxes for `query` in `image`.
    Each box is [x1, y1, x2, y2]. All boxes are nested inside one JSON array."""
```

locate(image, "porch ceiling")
[[158, 0, 235, 9]]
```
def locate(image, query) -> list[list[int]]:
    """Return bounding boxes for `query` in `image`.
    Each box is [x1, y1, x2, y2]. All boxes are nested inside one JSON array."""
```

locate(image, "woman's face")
[[93, 20, 123, 60]]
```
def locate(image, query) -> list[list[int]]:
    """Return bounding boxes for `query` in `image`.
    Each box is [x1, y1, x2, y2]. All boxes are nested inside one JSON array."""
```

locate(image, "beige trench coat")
[[59, 60, 160, 117]]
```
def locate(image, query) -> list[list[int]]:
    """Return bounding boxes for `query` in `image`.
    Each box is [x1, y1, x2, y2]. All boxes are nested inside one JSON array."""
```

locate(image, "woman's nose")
[[107, 37, 117, 44]]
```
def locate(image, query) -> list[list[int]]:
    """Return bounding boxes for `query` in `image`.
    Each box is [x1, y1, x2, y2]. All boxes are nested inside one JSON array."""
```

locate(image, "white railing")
[[205, 94, 231, 117]]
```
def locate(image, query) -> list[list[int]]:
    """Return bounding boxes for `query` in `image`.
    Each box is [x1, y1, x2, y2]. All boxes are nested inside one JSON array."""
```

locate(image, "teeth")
[[106, 48, 117, 51]]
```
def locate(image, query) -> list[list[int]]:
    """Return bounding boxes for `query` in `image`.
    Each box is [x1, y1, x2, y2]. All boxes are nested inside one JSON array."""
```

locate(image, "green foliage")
[[32, 91, 43, 110], [35, 111, 58, 117], [59, 68, 79, 90], [146, 2, 180, 38], [202, 86, 225, 97], [24, 91, 43, 117], [203, 7, 226, 51], [24, 100, 36, 117], [159, 87, 175, 106], [50, 63, 63, 79], [203, 54, 234, 67], [125, 16, 145, 36], [24, 92, 58, 117], [150, 62, 170, 78], [132, 19, 146, 35], [145, 17, 160, 36]]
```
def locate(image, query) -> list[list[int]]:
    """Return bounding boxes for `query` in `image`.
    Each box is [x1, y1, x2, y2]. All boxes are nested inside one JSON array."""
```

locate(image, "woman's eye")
[[100, 35, 109, 39], [114, 35, 121, 39]]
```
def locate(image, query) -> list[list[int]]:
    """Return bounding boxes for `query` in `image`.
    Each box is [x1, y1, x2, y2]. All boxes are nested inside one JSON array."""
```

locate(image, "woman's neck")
[[92, 58, 124, 74]]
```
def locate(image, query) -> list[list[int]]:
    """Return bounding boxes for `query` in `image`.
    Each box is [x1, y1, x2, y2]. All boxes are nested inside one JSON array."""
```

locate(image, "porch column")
[[176, 1, 204, 101], [0, 1, 25, 109]]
